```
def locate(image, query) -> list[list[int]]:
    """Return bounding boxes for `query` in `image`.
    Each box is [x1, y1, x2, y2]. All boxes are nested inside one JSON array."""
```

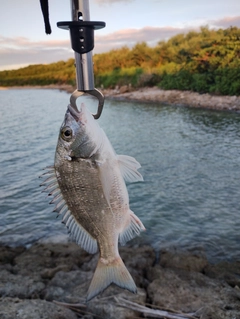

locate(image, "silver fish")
[[41, 103, 145, 301]]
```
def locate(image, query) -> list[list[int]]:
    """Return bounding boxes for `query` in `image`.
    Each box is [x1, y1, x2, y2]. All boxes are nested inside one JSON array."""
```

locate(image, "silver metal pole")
[[71, 0, 94, 91], [58, 0, 105, 118]]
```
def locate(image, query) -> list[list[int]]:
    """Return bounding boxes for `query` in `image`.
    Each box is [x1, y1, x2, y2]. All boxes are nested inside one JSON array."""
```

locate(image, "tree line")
[[0, 26, 240, 95]]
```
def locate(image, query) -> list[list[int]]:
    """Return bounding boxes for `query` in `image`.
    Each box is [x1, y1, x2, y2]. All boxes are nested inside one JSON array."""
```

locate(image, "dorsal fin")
[[40, 166, 98, 254]]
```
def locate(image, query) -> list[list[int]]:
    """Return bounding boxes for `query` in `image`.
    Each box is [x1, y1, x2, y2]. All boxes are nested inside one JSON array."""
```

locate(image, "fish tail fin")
[[86, 256, 137, 302]]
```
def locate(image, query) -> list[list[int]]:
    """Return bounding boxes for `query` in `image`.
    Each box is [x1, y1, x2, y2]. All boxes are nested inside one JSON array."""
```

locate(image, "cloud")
[[1, 16, 240, 70], [0, 26, 188, 70], [0, 36, 71, 50], [0, 36, 73, 70], [210, 16, 240, 28], [94, 25, 194, 52]]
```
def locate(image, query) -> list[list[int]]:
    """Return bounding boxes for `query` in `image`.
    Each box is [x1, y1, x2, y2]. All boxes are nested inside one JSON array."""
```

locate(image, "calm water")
[[1, 89, 240, 262]]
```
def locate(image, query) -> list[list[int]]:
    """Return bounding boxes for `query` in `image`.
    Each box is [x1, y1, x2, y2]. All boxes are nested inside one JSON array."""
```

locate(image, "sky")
[[0, 0, 240, 71]]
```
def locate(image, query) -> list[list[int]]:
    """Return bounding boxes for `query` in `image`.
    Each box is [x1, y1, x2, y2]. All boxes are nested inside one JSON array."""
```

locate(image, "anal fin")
[[119, 210, 145, 246], [64, 215, 98, 254]]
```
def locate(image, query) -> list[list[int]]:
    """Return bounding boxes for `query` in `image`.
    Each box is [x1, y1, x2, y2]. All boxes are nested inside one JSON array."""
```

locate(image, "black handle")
[[57, 21, 105, 54]]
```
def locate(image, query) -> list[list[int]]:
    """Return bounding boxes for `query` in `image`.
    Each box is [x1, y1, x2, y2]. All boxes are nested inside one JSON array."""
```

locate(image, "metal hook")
[[87, 88, 105, 119], [70, 89, 104, 119], [70, 90, 84, 112]]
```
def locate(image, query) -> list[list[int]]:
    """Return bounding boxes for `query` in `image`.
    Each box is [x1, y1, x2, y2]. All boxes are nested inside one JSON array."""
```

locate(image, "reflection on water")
[[0, 89, 240, 262]]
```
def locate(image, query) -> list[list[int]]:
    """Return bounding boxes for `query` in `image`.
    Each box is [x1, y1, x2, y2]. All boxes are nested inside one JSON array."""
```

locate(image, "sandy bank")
[[0, 242, 240, 319], [103, 86, 240, 112], [2, 85, 240, 112]]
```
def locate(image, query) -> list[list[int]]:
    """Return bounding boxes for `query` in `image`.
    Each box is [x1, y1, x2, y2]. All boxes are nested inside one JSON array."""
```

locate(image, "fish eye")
[[61, 127, 72, 141]]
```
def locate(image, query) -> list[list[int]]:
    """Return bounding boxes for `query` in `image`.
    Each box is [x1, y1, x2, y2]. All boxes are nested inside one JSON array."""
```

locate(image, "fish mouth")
[[68, 104, 80, 121]]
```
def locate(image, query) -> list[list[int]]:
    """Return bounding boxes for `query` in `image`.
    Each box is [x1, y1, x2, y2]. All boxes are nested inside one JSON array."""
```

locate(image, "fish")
[[41, 103, 145, 301]]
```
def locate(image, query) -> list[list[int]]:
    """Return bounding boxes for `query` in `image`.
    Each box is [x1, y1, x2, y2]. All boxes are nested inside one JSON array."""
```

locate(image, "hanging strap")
[[39, 0, 52, 34]]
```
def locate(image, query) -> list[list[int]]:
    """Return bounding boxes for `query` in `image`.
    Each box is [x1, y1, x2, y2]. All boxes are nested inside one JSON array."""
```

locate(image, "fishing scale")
[[40, 0, 106, 119]]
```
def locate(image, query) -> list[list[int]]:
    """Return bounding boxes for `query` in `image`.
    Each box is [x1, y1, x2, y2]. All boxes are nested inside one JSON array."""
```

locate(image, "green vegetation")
[[1, 26, 240, 95], [0, 59, 76, 87]]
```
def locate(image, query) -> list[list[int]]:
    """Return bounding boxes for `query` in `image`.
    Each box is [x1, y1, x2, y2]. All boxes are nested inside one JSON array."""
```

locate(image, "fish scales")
[[56, 158, 114, 241], [41, 103, 145, 301]]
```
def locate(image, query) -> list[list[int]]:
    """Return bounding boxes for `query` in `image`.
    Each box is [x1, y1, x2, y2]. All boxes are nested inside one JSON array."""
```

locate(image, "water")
[[1, 89, 240, 262]]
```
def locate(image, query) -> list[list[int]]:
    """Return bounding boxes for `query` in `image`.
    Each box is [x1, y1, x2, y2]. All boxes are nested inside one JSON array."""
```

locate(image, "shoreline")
[[0, 241, 240, 318], [103, 86, 240, 112], [1, 85, 240, 112]]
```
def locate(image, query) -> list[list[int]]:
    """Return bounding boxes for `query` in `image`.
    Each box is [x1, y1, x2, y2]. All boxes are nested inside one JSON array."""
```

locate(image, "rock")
[[13, 242, 92, 277], [1, 242, 240, 319], [120, 245, 156, 287], [0, 269, 45, 299], [147, 264, 240, 315], [159, 247, 208, 272], [0, 246, 25, 264], [105, 87, 240, 111], [87, 287, 146, 319], [119, 85, 129, 94], [119, 85, 131, 94], [80, 252, 99, 272], [44, 269, 92, 303], [204, 260, 240, 288], [195, 304, 240, 319], [0, 298, 78, 319], [41, 264, 74, 280]]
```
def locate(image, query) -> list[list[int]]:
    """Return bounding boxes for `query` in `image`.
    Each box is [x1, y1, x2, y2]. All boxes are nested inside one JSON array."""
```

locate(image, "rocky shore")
[[0, 242, 240, 319], [2, 85, 240, 112], [103, 86, 240, 112]]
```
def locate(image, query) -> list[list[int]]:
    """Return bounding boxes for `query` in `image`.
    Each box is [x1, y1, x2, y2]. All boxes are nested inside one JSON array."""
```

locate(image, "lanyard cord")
[[39, 0, 52, 34]]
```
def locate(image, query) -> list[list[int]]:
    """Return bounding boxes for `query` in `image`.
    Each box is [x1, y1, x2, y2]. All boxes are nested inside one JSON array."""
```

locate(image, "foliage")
[[95, 67, 143, 88], [1, 26, 240, 95], [0, 60, 76, 87]]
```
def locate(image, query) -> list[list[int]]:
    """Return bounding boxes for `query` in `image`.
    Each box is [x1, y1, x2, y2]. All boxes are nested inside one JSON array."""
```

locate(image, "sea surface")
[[1, 88, 240, 262]]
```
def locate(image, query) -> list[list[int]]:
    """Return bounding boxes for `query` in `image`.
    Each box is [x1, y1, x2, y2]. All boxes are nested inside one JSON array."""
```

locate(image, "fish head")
[[56, 103, 100, 160]]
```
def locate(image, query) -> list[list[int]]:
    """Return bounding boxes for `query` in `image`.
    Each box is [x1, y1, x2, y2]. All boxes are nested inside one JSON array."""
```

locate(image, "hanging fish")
[[41, 103, 145, 301]]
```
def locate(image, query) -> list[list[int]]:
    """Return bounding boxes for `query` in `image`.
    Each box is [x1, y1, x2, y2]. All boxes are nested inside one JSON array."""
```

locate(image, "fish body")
[[41, 103, 145, 301]]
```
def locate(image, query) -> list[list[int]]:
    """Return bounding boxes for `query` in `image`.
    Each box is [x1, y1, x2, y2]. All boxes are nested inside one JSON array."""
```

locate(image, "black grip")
[[57, 21, 105, 54]]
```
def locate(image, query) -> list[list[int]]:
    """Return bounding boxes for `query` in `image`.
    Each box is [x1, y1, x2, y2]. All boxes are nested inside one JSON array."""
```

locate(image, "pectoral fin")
[[117, 155, 143, 183]]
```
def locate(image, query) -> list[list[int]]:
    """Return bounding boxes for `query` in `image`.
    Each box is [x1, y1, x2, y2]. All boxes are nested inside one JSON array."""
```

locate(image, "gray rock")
[[147, 264, 240, 316], [204, 260, 240, 288], [13, 242, 92, 278], [119, 245, 155, 287], [44, 269, 92, 303], [0, 297, 78, 319], [1, 242, 240, 319], [87, 287, 146, 319], [108, 87, 240, 111], [41, 264, 74, 280], [0, 270, 45, 299], [0, 246, 25, 264], [80, 253, 99, 272], [195, 304, 240, 319], [159, 247, 208, 272]]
